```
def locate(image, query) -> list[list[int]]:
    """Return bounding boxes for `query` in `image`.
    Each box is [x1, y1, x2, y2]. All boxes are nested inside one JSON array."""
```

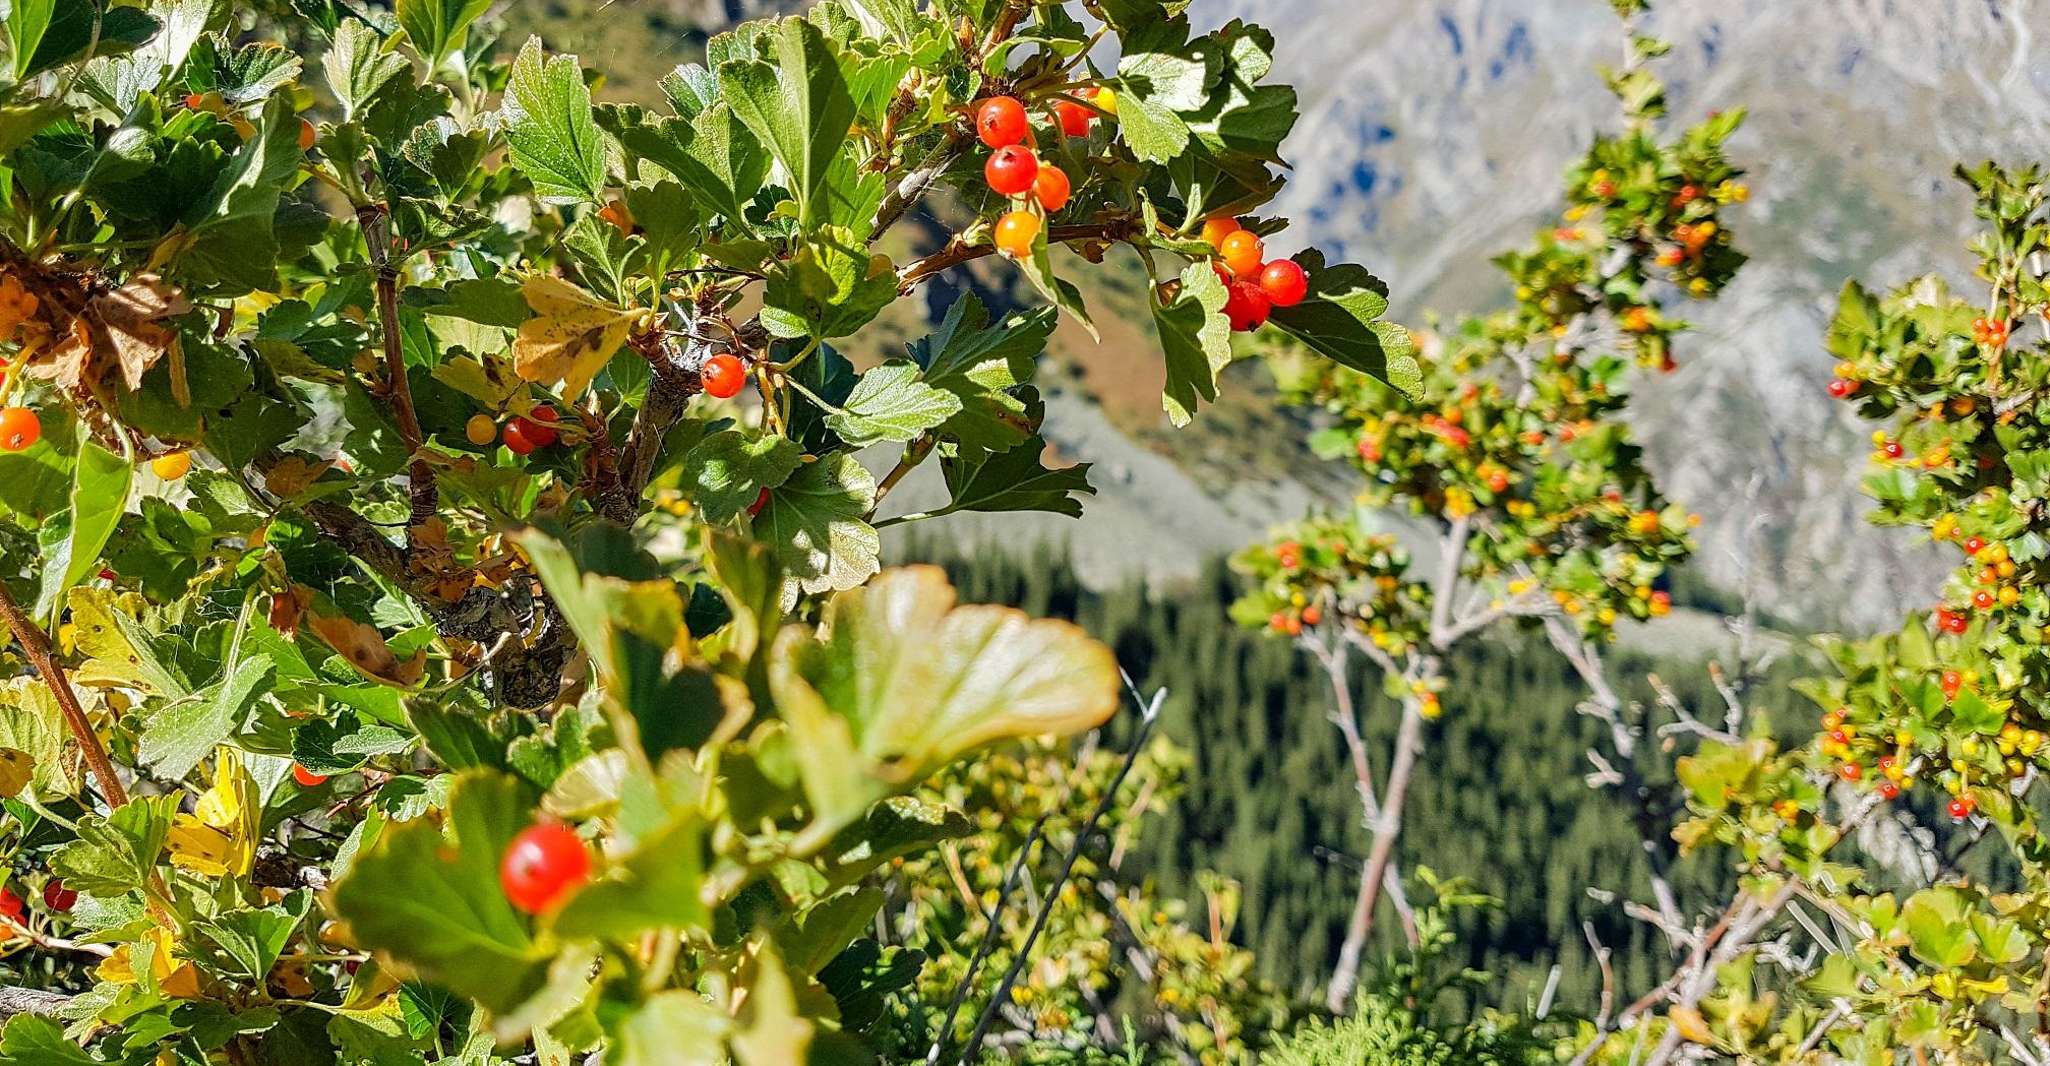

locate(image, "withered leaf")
[[510, 276, 641, 401], [305, 609, 427, 689]]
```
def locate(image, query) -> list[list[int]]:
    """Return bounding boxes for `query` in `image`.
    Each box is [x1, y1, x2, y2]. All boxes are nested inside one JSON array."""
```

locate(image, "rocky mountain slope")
[[1192, 0, 2050, 629]]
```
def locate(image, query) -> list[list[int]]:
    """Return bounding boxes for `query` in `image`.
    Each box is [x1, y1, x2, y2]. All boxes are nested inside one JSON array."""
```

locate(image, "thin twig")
[[958, 684, 1163, 1065], [0, 579, 127, 808]]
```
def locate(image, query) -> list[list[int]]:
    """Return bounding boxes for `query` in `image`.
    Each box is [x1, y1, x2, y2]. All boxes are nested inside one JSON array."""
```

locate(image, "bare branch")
[[0, 579, 128, 808]]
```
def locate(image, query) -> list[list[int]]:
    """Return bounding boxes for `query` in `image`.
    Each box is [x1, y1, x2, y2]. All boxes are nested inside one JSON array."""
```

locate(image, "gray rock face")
[[1185, 0, 2050, 629]]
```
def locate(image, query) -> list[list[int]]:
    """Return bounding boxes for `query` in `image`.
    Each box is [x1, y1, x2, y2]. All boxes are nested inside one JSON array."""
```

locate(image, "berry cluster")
[[1201, 217, 1308, 332], [1971, 315, 2010, 349], [976, 93, 1105, 260]]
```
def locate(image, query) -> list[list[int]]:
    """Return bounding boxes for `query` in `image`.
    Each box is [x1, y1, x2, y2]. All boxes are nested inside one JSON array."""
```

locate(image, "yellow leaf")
[[0, 747, 32, 798], [170, 748, 259, 877], [510, 276, 640, 401], [432, 352, 525, 408], [1668, 1005, 1715, 1046]]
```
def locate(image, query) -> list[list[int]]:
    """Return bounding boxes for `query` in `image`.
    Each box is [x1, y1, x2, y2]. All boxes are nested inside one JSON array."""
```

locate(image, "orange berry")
[[0, 407, 39, 452], [1033, 163, 1071, 213], [1218, 230, 1265, 278], [994, 211, 1041, 259], [1200, 216, 1241, 249]]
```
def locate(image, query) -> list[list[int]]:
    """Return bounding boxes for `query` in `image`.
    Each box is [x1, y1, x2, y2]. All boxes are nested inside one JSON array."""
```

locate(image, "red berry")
[[512, 405, 560, 449], [1948, 798, 1971, 821], [1829, 728, 1849, 745], [269, 593, 299, 638], [701, 353, 747, 399], [1882, 440, 1904, 459], [975, 96, 1029, 148], [985, 145, 1039, 197], [97, 568, 117, 582], [747, 487, 772, 518], [293, 764, 329, 788], [1223, 279, 1271, 333], [1033, 163, 1071, 213], [298, 118, 317, 152], [1974, 589, 1996, 610], [1301, 604, 1323, 626], [1827, 378, 1854, 399], [1052, 99, 1094, 138], [0, 887, 21, 921], [500, 823, 592, 914], [1942, 612, 1969, 635], [1258, 259, 1310, 308], [42, 879, 76, 913], [1838, 762, 1862, 781], [0, 407, 40, 452], [1964, 536, 1986, 556], [502, 420, 540, 456], [1878, 781, 1899, 800], [1941, 669, 1964, 694]]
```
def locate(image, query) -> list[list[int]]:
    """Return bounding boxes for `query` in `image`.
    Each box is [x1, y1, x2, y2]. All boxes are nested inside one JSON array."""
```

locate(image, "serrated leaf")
[[292, 715, 415, 775], [396, 0, 493, 71], [173, 96, 303, 296], [761, 230, 897, 340], [910, 295, 1052, 457], [0, 678, 74, 796], [769, 566, 1118, 830], [68, 586, 189, 698], [141, 654, 272, 781], [331, 771, 550, 1013], [826, 362, 960, 447], [1269, 251, 1420, 398], [719, 17, 854, 225], [756, 453, 879, 604], [935, 437, 1093, 518], [510, 275, 641, 401], [502, 37, 609, 205], [550, 813, 705, 941], [1154, 259, 1232, 427], [684, 431, 802, 523]]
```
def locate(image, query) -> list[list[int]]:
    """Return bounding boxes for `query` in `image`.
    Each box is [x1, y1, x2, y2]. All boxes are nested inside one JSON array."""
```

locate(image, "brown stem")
[[898, 217, 1141, 289], [356, 204, 437, 531], [0, 579, 127, 808]]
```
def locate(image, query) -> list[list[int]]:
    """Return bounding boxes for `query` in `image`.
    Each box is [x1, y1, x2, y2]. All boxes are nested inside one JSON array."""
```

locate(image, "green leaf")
[[933, 437, 1093, 518], [778, 886, 883, 975], [395, 0, 493, 71], [719, 17, 855, 225], [1901, 888, 1976, 968], [141, 654, 273, 781], [1154, 259, 1232, 427], [826, 362, 960, 448], [910, 295, 1052, 458], [756, 453, 879, 604], [0, 1016, 99, 1066], [502, 37, 609, 205], [174, 96, 305, 296], [769, 567, 1119, 830], [331, 771, 550, 1014], [551, 812, 706, 941], [193, 896, 308, 982], [1269, 251, 1421, 398], [610, 991, 730, 1066], [760, 230, 898, 340], [51, 794, 177, 896], [8, 1, 158, 82], [684, 431, 802, 523], [0, 677, 75, 795], [292, 715, 415, 775], [33, 435, 129, 619], [675, 102, 769, 226]]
